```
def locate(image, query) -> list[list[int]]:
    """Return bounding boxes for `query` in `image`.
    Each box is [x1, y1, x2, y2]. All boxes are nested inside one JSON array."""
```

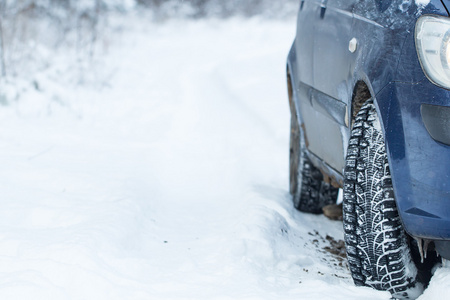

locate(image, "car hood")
[[440, 0, 450, 15]]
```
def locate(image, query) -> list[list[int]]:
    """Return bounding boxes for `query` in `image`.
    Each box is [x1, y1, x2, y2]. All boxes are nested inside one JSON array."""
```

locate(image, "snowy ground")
[[0, 15, 448, 299]]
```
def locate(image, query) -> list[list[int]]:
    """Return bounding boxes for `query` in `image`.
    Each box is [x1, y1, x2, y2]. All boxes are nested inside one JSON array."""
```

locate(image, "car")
[[286, 0, 450, 298]]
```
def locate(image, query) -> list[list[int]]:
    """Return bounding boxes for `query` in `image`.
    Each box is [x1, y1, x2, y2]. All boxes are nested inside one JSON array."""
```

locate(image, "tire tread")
[[343, 99, 420, 299]]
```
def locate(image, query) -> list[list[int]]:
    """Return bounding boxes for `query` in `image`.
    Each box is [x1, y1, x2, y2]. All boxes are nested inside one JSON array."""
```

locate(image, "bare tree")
[[0, 0, 6, 77]]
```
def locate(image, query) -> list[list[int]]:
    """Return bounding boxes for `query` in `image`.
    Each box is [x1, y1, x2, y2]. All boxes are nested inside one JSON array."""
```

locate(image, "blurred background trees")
[[136, 0, 298, 18], [0, 0, 298, 81]]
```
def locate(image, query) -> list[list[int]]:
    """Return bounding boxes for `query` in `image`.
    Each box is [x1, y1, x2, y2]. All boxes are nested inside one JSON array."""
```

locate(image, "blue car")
[[286, 0, 450, 298]]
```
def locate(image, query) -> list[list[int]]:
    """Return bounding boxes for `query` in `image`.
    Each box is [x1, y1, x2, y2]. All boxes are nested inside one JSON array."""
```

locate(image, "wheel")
[[289, 100, 338, 214], [343, 99, 422, 299]]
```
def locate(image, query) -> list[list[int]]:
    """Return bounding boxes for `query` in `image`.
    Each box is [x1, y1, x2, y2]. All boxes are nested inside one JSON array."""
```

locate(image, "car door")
[[293, 0, 317, 89], [301, 0, 356, 174]]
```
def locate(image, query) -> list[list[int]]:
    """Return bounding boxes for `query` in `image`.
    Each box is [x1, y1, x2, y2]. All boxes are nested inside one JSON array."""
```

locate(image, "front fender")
[[377, 81, 450, 240]]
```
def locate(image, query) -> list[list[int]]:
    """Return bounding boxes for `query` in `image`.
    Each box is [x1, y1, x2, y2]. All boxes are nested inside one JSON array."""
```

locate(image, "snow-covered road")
[[0, 16, 448, 299]]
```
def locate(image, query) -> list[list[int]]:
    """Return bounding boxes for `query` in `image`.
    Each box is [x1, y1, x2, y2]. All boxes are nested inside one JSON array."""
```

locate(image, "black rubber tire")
[[343, 99, 422, 299], [289, 101, 338, 214]]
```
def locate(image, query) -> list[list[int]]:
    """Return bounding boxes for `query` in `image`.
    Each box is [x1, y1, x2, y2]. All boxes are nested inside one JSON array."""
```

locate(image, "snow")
[[415, 0, 431, 7], [0, 15, 446, 299], [420, 263, 450, 299]]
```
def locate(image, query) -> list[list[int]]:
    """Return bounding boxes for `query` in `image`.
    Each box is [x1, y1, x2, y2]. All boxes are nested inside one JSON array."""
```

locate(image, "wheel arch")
[[350, 80, 372, 125], [287, 66, 294, 114], [348, 77, 413, 235], [286, 42, 301, 122]]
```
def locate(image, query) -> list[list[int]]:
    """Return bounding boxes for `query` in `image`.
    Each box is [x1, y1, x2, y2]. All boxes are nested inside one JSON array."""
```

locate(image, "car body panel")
[[441, 0, 450, 14], [312, 0, 355, 172], [379, 22, 450, 238], [376, 80, 450, 239]]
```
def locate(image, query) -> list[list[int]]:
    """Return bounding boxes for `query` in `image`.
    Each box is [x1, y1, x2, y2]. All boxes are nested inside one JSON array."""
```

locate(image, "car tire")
[[289, 101, 338, 214], [343, 99, 422, 299]]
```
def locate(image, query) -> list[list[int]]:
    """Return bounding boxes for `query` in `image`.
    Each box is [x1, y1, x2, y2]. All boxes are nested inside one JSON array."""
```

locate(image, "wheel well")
[[287, 68, 294, 110], [351, 81, 371, 126]]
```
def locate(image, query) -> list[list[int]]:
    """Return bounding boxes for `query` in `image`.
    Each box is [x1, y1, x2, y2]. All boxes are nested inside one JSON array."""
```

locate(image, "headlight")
[[415, 15, 450, 89]]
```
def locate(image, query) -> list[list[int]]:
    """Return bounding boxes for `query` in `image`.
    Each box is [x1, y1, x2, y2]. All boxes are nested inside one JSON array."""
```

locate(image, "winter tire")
[[343, 99, 422, 299], [289, 99, 338, 214]]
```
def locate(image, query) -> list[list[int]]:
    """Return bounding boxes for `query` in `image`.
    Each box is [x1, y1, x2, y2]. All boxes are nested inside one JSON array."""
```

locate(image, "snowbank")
[[0, 15, 445, 299]]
